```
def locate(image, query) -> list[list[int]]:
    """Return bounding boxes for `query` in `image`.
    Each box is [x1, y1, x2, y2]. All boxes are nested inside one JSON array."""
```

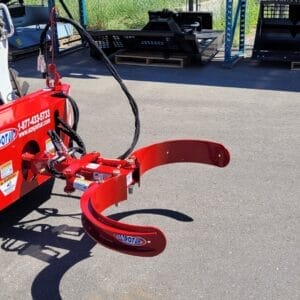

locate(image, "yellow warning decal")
[[0, 171, 18, 196], [0, 160, 13, 180]]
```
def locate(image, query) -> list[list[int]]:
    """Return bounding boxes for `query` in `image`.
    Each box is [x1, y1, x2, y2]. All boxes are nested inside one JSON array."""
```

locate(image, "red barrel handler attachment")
[[80, 140, 230, 257]]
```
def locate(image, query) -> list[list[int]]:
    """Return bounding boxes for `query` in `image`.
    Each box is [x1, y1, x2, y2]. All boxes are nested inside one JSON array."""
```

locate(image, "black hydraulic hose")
[[53, 92, 80, 132], [58, 0, 74, 20], [39, 16, 140, 160], [56, 116, 87, 155], [58, 16, 140, 160], [39, 22, 50, 55]]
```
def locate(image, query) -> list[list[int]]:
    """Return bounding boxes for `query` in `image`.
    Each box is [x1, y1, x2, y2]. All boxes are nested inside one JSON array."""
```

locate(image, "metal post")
[[48, 0, 87, 55], [224, 0, 233, 65], [188, 0, 194, 11], [239, 0, 246, 53], [79, 0, 87, 28], [48, 0, 59, 56], [224, 0, 247, 68]]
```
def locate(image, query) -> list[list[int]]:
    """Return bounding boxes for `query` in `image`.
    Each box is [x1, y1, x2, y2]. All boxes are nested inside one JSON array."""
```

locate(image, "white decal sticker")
[[114, 234, 147, 246], [18, 109, 51, 138], [73, 178, 92, 192], [126, 172, 133, 186], [0, 129, 18, 150], [0, 172, 18, 196], [86, 163, 100, 170], [45, 138, 55, 153], [93, 172, 110, 181], [0, 160, 13, 179]]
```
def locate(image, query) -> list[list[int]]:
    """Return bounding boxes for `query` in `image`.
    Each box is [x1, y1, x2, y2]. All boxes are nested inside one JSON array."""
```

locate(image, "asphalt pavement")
[[0, 49, 299, 300]]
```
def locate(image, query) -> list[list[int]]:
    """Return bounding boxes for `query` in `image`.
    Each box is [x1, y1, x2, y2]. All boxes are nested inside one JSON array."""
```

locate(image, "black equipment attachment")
[[89, 9, 224, 64], [252, 0, 300, 62]]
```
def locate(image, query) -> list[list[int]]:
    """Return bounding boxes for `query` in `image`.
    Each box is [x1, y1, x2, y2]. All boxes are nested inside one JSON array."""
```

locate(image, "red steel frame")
[[0, 81, 70, 211]]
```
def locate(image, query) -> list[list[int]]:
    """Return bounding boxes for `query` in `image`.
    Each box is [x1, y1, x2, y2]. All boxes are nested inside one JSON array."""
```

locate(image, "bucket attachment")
[[80, 140, 230, 256], [252, 1, 300, 62]]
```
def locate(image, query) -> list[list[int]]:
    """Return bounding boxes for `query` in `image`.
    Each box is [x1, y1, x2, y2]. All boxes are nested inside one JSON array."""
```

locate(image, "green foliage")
[[24, 0, 260, 32], [25, 0, 185, 29], [246, 0, 260, 29], [213, 0, 259, 34], [85, 0, 185, 29]]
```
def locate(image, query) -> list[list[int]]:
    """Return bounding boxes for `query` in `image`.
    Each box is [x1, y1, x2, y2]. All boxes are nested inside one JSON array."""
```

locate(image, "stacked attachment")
[[252, 0, 300, 62]]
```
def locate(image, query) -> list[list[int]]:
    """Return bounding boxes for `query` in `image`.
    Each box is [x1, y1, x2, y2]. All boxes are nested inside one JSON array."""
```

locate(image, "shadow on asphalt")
[[11, 48, 300, 93], [0, 181, 192, 299]]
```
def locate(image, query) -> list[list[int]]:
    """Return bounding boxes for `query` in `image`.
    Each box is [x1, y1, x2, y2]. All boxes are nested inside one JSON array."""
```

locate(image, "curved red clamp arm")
[[80, 140, 230, 257]]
